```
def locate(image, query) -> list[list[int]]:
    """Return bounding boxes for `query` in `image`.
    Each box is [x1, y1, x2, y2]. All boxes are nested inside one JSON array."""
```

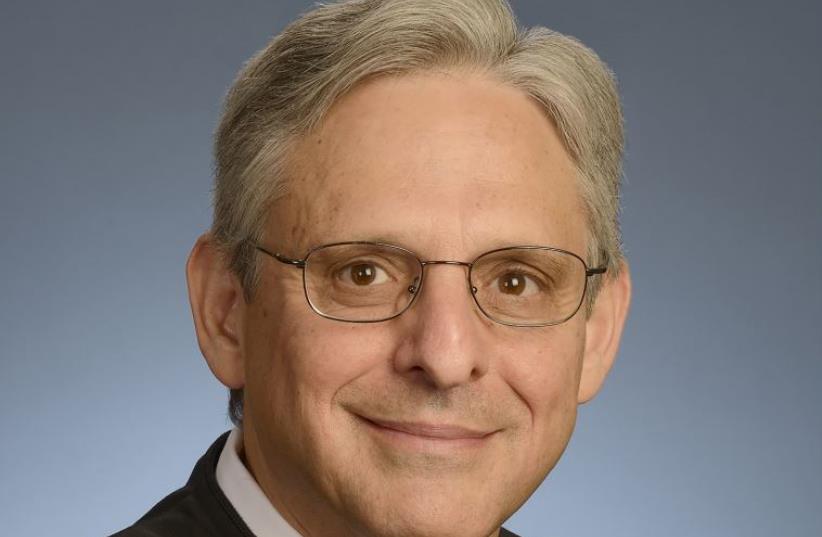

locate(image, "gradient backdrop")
[[1, 1, 820, 536]]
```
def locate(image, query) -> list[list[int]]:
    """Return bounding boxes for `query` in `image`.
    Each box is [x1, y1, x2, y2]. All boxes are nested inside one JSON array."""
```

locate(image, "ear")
[[186, 233, 246, 390], [578, 260, 632, 403]]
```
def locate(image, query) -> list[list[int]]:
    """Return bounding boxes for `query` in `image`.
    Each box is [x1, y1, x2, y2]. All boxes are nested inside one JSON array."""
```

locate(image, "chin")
[[336, 474, 512, 537], [356, 508, 501, 537]]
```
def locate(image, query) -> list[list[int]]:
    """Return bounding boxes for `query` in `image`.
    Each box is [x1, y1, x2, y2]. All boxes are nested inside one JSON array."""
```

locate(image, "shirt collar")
[[215, 427, 303, 537]]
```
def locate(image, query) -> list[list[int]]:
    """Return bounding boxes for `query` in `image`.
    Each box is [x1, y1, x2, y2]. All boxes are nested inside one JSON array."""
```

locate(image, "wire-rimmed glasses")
[[255, 241, 606, 327]]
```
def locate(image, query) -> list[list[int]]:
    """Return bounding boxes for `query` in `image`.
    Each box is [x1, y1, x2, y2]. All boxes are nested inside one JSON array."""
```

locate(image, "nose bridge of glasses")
[[420, 260, 473, 268], [411, 259, 475, 295]]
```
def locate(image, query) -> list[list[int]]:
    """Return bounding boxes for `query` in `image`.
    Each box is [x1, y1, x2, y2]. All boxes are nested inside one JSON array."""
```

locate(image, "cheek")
[[497, 322, 586, 448], [502, 321, 584, 390], [247, 294, 394, 427]]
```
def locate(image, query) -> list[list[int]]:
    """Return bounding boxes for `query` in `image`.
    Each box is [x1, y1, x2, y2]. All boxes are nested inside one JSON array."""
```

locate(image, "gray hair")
[[212, 0, 625, 427]]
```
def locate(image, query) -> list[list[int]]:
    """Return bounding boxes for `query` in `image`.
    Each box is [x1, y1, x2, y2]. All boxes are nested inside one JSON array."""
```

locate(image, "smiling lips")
[[360, 415, 498, 443]]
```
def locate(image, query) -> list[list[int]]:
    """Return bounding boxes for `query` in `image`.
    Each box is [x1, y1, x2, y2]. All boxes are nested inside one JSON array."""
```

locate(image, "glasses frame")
[[255, 241, 606, 327]]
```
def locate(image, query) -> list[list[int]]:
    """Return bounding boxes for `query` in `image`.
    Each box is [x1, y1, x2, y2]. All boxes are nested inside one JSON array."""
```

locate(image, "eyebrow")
[[308, 234, 573, 261], [364, 234, 416, 247], [299, 234, 412, 256]]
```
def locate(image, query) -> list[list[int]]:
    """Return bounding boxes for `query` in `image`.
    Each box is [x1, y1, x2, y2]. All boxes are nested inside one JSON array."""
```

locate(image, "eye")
[[497, 271, 540, 297], [341, 262, 389, 286]]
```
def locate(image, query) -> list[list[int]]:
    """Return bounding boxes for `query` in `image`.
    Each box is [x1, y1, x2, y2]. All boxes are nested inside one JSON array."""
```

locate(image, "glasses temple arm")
[[255, 245, 306, 268], [586, 266, 607, 277]]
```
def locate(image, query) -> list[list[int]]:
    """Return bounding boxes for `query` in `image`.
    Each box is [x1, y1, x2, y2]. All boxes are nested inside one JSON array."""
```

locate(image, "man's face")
[[241, 72, 593, 537]]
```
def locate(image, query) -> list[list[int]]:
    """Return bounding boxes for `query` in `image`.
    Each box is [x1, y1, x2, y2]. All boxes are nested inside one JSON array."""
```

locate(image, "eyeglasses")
[[255, 241, 606, 327]]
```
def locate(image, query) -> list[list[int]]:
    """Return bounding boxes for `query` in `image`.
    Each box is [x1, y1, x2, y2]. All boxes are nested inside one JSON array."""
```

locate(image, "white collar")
[[215, 428, 303, 537]]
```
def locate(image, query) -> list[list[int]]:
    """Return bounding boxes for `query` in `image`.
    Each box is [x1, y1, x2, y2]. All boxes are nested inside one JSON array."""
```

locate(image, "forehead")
[[272, 72, 586, 258]]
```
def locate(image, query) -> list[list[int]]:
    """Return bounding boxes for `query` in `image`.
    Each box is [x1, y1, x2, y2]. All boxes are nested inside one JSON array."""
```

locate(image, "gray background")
[[1, 1, 820, 536]]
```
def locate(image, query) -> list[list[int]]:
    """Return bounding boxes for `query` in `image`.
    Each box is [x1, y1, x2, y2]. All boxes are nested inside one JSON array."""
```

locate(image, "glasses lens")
[[470, 248, 587, 326], [304, 243, 422, 322]]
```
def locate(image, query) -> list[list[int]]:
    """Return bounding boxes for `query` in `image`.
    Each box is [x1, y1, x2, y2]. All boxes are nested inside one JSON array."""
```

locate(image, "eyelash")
[[334, 259, 392, 282]]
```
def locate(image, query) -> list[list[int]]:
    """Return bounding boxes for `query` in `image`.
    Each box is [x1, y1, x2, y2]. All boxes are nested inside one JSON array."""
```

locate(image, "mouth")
[[354, 414, 500, 450]]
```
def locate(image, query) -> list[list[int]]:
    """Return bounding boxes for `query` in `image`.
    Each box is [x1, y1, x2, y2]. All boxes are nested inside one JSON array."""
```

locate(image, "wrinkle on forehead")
[[267, 72, 587, 258]]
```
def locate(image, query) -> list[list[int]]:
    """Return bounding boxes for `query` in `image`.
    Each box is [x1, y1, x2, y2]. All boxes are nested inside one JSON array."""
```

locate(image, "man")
[[113, 0, 630, 535]]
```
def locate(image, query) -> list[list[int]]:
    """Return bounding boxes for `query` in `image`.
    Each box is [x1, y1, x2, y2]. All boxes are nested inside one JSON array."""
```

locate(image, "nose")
[[392, 263, 490, 390]]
